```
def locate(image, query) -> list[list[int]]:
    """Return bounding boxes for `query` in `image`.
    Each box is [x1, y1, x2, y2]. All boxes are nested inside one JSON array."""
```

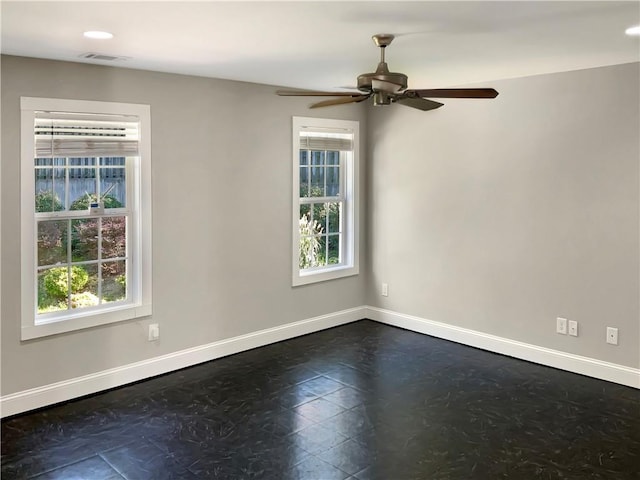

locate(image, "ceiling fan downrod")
[[358, 33, 408, 96], [373, 33, 394, 64]]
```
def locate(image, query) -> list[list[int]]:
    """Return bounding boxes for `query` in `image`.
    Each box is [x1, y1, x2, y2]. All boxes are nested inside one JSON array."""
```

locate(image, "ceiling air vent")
[[79, 53, 129, 61]]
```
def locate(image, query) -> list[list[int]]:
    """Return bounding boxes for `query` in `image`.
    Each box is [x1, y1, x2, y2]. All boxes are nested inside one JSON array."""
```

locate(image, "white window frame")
[[20, 97, 152, 340], [292, 116, 359, 286]]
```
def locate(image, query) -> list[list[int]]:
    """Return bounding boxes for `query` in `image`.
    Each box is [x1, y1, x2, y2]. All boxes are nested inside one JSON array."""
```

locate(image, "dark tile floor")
[[2, 320, 639, 479]]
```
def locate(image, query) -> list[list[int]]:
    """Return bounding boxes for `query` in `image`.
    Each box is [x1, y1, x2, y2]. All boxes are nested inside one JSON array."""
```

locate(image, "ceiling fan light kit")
[[277, 34, 499, 111]]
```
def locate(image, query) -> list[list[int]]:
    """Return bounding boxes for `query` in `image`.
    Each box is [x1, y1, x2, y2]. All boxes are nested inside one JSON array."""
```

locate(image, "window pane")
[[69, 157, 96, 183], [70, 263, 99, 309], [69, 159, 96, 210], [69, 186, 98, 210], [299, 166, 309, 197], [326, 202, 341, 234], [100, 159, 126, 209], [102, 216, 126, 259], [326, 151, 339, 165], [52, 159, 67, 209], [100, 176, 127, 208], [34, 167, 50, 189], [299, 211, 323, 269], [299, 150, 308, 166], [309, 150, 326, 197], [35, 167, 65, 213], [70, 157, 96, 166], [310, 165, 325, 197], [38, 220, 68, 266], [37, 266, 69, 314], [328, 234, 341, 265], [102, 260, 126, 304], [311, 150, 324, 167], [299, 234, 326, 269], [101, 175, 126, 209], [326, 167, 340, 196], [72, 218, 99, 261], [69, 159, 98, 210], [35, 158, 52, 167], [100, 157, 125, 167], [312, 203, 326, 233], [316, 235, 327, 267]]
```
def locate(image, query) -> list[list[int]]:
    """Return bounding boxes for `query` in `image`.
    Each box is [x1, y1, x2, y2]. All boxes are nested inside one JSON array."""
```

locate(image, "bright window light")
[[625, 25, 640, 36], [84, 31, 114, 40]]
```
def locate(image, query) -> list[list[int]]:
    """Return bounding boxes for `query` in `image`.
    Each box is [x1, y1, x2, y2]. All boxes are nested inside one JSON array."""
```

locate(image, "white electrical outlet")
[[148, 323, 159, 342], [568, 320, 578, 337], [381, 283, 388, 297], [556, 317, 567, 335], [606, 327, 618, 345]]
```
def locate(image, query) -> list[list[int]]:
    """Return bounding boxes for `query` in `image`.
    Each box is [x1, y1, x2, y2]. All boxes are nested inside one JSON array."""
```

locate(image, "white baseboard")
[[0, 307, 365, 418], [365, 306, 640, 389], [3, 305, 637, 417]]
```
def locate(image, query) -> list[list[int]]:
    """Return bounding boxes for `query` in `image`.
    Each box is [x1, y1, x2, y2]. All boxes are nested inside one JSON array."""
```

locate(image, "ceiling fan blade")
[[394, 97, 444, 111], [371, 78, 404, 94], [407, 88, 499, 99], [310, 95, 370, 109], [276, 90, 363, 97]]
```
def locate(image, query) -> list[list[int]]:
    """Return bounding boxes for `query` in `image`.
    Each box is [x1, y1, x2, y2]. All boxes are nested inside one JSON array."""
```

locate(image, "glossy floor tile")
[[2, 320, 639, 479]]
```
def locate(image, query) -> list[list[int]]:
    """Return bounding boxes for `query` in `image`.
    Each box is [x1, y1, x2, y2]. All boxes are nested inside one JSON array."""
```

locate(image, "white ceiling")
[[2, 1, 639, 91]]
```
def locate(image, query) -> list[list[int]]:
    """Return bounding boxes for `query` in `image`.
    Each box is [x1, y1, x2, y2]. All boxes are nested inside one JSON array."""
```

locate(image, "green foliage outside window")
[[70, 193, 123, 210], [37, 193, 126, 313], [35, 190, 63, 213], [298, 199, 341, 269], [299, 214, 323, 269], [70, 291, 100, 309], [43, 266, 89, 299]]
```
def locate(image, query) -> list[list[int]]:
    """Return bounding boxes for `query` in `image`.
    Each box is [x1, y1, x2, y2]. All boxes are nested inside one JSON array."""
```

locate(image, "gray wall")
[[2, 55, 638, 398], [366, 62, 639, 368], [1, 55, 368, 395]]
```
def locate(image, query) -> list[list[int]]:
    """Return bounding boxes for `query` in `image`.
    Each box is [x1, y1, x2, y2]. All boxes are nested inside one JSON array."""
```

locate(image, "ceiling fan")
[[277, 34, 498, 111]]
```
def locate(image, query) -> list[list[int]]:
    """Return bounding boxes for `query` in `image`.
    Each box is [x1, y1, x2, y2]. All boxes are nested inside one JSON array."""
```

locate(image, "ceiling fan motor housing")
[[357, 69, 408, 92]]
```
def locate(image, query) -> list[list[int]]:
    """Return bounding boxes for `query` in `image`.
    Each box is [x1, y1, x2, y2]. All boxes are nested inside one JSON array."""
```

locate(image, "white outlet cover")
[[556, 317, 567, 334], [606, 327, 618, 345], [568, 320, 578, 336], [148, 323, 159, 341]]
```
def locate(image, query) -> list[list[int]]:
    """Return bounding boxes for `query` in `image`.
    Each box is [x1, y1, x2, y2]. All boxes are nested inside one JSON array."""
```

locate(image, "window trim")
[[292, 116, 359, 286], [20, 97, 152, 340]]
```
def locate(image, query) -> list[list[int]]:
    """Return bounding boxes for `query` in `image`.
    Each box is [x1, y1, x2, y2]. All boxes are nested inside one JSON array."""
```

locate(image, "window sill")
[[293, 264, 359, 287], [21, 303, 152, 341]]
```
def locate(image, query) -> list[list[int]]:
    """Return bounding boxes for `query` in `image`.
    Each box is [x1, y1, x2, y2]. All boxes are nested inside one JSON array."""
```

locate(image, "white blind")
[[35, 112, 140, 158], [300, 131, 353, 151]]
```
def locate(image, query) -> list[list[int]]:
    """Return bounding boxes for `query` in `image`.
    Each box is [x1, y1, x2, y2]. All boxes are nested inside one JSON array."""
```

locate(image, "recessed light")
[[83, 31, 114, 40], [625, 25, 640, 36]]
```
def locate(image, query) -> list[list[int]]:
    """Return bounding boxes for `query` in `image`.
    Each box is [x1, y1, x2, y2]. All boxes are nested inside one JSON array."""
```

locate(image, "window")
[[20, 97, 152, 340], [292, 117, 359, 286]]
